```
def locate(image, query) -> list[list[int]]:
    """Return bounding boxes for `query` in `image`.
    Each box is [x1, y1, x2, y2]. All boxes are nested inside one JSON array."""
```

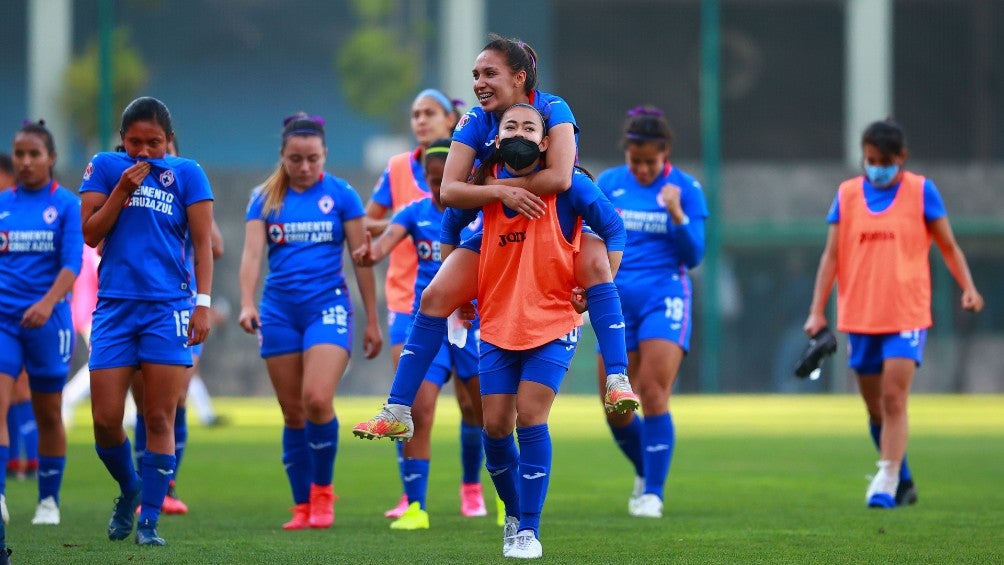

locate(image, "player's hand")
[[20, 300, 54, 329], [961, 288, 985, 313], [351, 231, 375, 267], [803, 313, 827, 338], [660, 183, 683, 217], [188, 306, 211, 345], [363, 322, 382, 359], [498, 185, 545, 219], [458, 301, 477, 329], [118, 161, 151, 194], [238, 305, 261, 334], [570, 286, 588, 314]]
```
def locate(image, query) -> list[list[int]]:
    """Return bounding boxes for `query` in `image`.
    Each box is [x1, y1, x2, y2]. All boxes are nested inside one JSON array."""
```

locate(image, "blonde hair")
[[259, 164, 289, 217]]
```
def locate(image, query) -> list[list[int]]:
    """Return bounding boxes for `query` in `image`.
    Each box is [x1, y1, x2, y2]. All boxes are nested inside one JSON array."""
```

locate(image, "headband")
[[425, 146, 450, 156], [415, 89, 456, 114]]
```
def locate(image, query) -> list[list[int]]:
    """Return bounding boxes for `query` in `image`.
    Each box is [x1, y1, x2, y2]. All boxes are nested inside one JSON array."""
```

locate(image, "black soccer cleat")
[[794, 326, 838, 379], [895, 479, 918, 506]]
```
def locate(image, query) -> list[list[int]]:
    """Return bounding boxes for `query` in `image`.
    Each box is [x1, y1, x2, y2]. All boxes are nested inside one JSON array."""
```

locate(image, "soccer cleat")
[[282, 503, 311, 530], [352, 404, 414, 441], [460, 482, 487, 517], [501, 515, 519, 556], [108, 482, 142, 540], [603, 374, 640, 414], [0, 547, 9, 565], [866, 460, 899, 509], [135, 518, 166, 546], [1, 494, 8, 525], [627, 476, 645, 515], [31, 496, 60, 525], [161, 481, 189, 515], [389, 501, 429, 530], [629, 493, 663, 518], [308, 484, 336, 529], [896, 479, 918, 506], [384, 493, 409, 518], [496, 494, 505, 527], [504, 530, 543, 559]]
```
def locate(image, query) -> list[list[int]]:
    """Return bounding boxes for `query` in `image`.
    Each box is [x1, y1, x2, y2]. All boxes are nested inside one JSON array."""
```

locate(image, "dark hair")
[[861, 119, 906, 158], [621, 105, 673, 151], [470, 103, 547, 185], [423, 138, 451, 169], [18, 119, 57, 156], [482, 34, 538, 95], [259, 112, 327, 215], [0, 153, 12, 175], [120, 96, 173, 136]]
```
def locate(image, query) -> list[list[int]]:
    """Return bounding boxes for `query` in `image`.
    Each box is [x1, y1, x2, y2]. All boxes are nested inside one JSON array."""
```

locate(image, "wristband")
[[196, 293, 212, 308]]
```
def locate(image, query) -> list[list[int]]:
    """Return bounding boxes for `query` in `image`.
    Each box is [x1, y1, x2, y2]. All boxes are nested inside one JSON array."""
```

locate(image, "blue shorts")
[[259, 287, 353, 358], [387, 310, 414, 346], [90, 297, 194, 370], [0, 302, 74, 392], [458, 233, 482, 254], [848, 329, 927, 375], [608, 270, 693, 353], [479, 328, 579, 395], [425, 327, 480, 388]]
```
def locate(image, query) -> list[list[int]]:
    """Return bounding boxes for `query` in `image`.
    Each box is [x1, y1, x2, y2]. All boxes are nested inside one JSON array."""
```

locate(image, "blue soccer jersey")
[[598, 163, 708, 276], [246, 173, 365, 297], [79, 152, 214, 301], [0, 181, 83, 315], [452, 90, 579, 164]]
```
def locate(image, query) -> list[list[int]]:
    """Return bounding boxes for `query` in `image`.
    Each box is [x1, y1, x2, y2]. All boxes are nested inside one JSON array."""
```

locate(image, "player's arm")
[[81, 161, 150, 247], [364, 201, 392, 235], [804, 224, 839, 336], [210, 218, 224, 259], [440, 141, 545, 219], [187, 199, 215, 345], [929, 217, 984, 312], [344, 216, 383, 359], [237, 219, 266, 333]]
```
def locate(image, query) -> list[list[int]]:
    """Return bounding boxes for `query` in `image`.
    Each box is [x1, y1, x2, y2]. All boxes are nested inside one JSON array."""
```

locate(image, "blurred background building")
[[3, 0, 1002, 395]]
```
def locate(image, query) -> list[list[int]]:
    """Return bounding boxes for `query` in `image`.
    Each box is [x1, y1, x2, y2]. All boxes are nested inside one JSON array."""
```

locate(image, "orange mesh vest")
[[477, 197, 582, 350], [836, 171, 933, 333], [385, 151, 429, 313]]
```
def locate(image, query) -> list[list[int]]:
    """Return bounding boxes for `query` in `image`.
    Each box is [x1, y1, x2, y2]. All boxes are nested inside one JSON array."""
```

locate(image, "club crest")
[[160, 169, 175, 187], [43, 206, 58, 224], [318, 195, 334, 214]]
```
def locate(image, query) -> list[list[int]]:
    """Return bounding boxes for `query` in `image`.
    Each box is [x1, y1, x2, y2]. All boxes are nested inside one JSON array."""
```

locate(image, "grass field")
[[5, 394, 1002, 564]]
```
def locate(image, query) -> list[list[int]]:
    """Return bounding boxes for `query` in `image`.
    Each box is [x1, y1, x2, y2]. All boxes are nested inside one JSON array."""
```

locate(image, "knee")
[[418, 284, 452, 316], [33, 408, 63, 432], [575, 245, 612, 287], [301, 393, 332, 422], [881, 393, 907, 417], [142, 413, 172, 438]]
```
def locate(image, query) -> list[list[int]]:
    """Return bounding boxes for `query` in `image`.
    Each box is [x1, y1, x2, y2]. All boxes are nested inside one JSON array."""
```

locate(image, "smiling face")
[[472, 48, 526, 115], [12, 132, 55, 189], [626, 142, 669, 187], [281, 135, 326, 190], [120, 120, 171, 160], [411, 96, 455, 148]]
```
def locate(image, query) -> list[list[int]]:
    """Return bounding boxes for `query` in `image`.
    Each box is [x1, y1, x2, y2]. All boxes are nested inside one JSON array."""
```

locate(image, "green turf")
[[6, 395, 1002, 564]]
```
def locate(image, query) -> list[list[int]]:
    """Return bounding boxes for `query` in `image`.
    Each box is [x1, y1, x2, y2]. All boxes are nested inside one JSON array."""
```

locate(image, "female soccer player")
[[354, 34, 637, 442], [354, 139, 485, 529], [462, 103, 624, 559], [81, 97, 215, 545], [0, 121, 82, 526], [238, 113, 381, 530], [363, 90, 484, 519], [592, 107, 708, 519], [804, 119, 983, 508]]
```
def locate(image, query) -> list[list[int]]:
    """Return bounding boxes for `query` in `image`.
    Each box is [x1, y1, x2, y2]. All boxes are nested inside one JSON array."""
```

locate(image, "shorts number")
[[58, 328, 73, 361], [321, 306, 349, 327], [664, 297, 685, 321], [173, 310, 191, 337]]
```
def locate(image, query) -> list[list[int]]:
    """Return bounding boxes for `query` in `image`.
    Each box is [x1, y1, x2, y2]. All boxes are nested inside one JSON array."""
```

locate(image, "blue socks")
[[585, 283, 628, 376], [134, 414, 147, 470], [402, 458, 431, 509], [460, 421, 484, 484], [642, 413, 675, 499], [483, 431, 520, 519], [869, 422, 912, 482], [306, 418, 339, 487], [0, 446, 8, 495], [395, 440, 406, 492], [37, 455, 66, 503], [516, 424, 552, 538], [282, 427, 311, 504], [139, 452, 176, 524], [388, 313, 447, 406], [8, 401, 37, 464], [96, 438, 140, 495], [609, 414, 644, 478], [175, 407, 188, 473]]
